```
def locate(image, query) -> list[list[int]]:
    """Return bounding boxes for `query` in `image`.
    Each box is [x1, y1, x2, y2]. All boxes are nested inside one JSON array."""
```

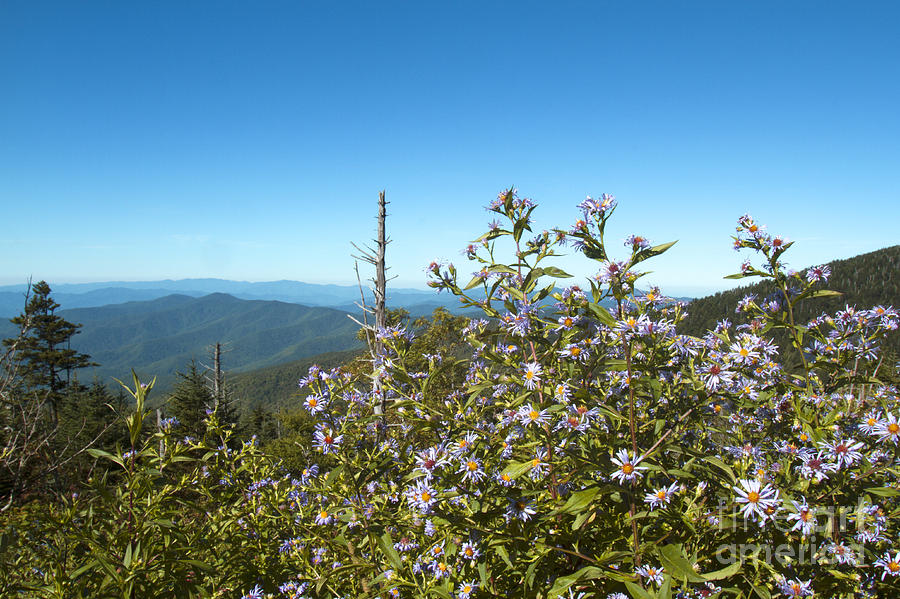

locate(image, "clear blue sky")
[[1, 1, 898, 296]]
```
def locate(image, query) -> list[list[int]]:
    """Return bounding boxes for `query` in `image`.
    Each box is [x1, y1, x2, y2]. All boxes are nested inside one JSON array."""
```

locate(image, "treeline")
[[678, 244, 900, 364]]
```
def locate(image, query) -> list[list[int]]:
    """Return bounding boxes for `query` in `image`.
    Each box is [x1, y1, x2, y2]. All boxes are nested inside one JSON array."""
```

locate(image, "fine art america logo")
[[707, 499, 886, 567]]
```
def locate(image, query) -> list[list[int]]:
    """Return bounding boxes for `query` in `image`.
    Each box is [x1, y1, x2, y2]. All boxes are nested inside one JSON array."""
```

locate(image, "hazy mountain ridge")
[[0, 278, 457, 317]]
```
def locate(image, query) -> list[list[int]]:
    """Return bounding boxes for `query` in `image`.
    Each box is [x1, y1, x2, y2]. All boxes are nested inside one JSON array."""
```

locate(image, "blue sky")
[[1, 1, 897, 297]]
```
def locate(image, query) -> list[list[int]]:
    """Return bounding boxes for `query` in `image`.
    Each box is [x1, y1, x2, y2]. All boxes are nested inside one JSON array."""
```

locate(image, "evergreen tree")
[[167, 360, 215, 440], [240, 404, 278, 442], [2, 281, 94, 422], [56, 380, 128, 486]]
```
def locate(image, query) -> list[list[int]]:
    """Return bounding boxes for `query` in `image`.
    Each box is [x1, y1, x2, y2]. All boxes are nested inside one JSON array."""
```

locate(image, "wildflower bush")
[[2, 189, 898, 598]]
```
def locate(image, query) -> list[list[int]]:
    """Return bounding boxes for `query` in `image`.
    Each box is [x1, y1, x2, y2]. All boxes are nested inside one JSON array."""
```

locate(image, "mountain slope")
[[678, 245, 900, 357], [0, 293, 364, 393], [227, 348, 365, 412]]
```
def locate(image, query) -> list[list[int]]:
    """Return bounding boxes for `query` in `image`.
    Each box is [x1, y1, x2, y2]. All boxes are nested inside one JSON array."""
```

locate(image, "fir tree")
[[167, 360, 215, 440], [2, 281, 94, 422]]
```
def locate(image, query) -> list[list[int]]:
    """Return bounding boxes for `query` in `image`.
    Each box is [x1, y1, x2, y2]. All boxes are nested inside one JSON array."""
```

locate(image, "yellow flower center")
[[888, 423, 899, 435], [529, 410, 539, 421], [747, 491, 760, 504], [622, 464, 634, 475], [467, 461, 478, 471]]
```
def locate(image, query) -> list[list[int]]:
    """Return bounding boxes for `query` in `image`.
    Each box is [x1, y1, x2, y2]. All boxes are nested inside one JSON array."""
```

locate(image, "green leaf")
[[750, 582, 772, 599], [703, 455, 737, 484], [572, 510, 593, 531], [807, 289, 842, 298], [587, 303, 616, 327], [632, 240, 678, 265], [865, 486, 900, 497], [429, 586, 452, 599], [658, 574, 673, 599], [501, 460, 534, 481], [724, 272, 750, 280], [87, 448, 124, 467], [546, 566, 605, 597], [658, 544, 706, 583], [70, 559, 99, 579], [487, 264, 517, 275], [377, 532, 403, 570], [557, 486, 600, 515], [323, 463, 344, 487], [648, 240, 677, 255], [474, 228, 511, 242], [464, 275, 484, 291], [541, 266, 573, 278], [494, 544, 514, 569], [624, 580, 654, 599], [702, 560, 741, 581]]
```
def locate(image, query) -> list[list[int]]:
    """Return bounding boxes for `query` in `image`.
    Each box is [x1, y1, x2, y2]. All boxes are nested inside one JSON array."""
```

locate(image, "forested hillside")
[[0, 293, 364, 393], [227, 348, 363, 411], [678, 245, 900, 359]]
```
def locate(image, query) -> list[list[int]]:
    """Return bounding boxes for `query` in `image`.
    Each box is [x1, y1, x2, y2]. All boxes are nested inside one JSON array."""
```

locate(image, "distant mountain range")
[[0, 278, 468, 318], [229, 245, 899, 408], [0, 293, 365, 393], [3, 243, 894, 408]]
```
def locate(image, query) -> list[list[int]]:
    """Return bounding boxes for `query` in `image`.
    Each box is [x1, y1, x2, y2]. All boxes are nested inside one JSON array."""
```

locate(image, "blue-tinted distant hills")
[[0, 278, 467, 318]]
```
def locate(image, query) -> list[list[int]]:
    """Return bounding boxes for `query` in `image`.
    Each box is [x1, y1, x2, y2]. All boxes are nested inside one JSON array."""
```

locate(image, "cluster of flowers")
[[226, 191, 898, 598]]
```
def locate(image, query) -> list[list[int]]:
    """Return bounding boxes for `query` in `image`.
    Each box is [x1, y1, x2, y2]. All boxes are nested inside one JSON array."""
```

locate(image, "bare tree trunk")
[[157, 409, 164, 459], [350, 190, 391, 417], [213, 342, 223, 410], [373, 191, 388, 416]]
